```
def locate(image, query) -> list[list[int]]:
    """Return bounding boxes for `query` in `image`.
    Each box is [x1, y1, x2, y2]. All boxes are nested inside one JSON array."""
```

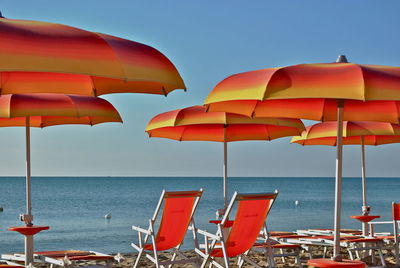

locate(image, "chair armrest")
[[132, 225, 151, 235], [197, 228, 221, 241]]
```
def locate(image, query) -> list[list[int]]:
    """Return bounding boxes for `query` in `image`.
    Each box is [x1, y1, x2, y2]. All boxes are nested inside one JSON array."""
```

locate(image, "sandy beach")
[[49, 248, 398, 267]]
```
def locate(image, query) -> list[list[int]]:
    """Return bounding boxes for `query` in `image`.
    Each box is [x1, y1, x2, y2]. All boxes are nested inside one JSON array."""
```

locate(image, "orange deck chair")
[[195, 191, 278, 268], [131, 189, 203, 268]]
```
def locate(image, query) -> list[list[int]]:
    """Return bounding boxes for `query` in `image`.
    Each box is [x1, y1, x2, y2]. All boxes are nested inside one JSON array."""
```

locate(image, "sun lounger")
[[131, 189, 203, 268], [0, 260, 23, 267], [1, 250, 117, 268], [278, 233, 386, 265], [297, 228, 362, 236], [195, 191, 278, 268], [256, 229, 302, 267]]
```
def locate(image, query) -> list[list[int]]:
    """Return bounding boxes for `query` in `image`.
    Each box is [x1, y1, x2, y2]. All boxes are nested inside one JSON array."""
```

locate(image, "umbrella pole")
[[360, 137, 369, 236], [223, 126, 228, 212], [361, 137, 368, 212], [24, 116, 34, 265], [333, 100, 344, 261], [25, 116, 32, 222]]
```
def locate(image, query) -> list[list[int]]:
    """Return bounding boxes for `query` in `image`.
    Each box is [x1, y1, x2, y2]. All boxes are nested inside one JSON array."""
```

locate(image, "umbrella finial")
[[336, 55, 348, 63]]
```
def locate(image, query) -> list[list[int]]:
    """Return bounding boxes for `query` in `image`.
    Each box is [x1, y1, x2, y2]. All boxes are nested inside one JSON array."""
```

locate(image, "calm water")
[[0, 176, 398, 254]]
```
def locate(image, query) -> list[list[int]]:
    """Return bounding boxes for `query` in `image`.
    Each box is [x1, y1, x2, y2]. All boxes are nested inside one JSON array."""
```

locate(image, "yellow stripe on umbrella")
[[146, 105, 304, 213]]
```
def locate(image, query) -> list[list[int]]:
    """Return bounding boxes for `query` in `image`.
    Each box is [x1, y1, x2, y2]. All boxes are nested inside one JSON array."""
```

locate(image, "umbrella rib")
[[88, 76, 98, 97], [174, 108, 185, 126], [66, 95, 81, 118], [261, 67, 282, 100], [0, 72, 2, 95], [92, 32, 128, 82], [357, 65, 367, 101]]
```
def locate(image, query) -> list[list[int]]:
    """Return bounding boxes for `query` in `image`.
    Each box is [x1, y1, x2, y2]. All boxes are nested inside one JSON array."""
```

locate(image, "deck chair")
[[369, 202, 400, 266], [1, 250, 117, 268], [195, 191, 278, 268], [131, 189, 203, 268]]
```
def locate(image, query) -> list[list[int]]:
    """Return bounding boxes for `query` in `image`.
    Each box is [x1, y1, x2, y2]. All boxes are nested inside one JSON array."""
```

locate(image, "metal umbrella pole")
[[24, 116, 34, 265], [360, 136, 368, 213], [220, 125, 228, 216], [360, 136, 370, 236], [333, 99, 344, 261], [333, 54, 348, 261]]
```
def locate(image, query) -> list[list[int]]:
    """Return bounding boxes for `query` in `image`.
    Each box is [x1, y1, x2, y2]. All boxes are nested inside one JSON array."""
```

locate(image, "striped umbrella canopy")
[[291, 121, 400, 231], [205, 58, 400, 121], [0, 93, 122, 264], [0, 16, 185, 96], [146, 105, 305, 213], [204, 55, 400, 260]]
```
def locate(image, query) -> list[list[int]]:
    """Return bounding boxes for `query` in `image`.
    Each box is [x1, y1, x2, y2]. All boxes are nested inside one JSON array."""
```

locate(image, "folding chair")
[[131, 189, 203, 268], [195, 191, 278, 268], [369, 201, 400, 266]]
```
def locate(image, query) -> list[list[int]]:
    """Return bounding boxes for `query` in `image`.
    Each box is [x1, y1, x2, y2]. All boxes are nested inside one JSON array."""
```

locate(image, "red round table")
[[350, 215, 380, 223], [8, 225, 49, 236], [308, 258, 366, 268]]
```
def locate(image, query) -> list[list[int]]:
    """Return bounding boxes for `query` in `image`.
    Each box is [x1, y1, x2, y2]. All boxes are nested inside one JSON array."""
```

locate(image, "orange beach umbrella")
[[291, 121, 400, 216], [0, 93, 122, 264], [204, 55, 400, 260], [146, 105, 304, 213], [0, 15, 185, 96]]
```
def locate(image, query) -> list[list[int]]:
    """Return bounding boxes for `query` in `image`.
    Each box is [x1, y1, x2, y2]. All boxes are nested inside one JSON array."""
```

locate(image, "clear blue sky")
[[1, 0, 400, 177]]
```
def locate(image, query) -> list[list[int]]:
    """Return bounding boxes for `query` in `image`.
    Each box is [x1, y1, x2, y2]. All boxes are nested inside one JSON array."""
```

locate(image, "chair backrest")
[[223, 191, 278, 257], [393, 202, 400, 221], [154, 190, 203, 251]]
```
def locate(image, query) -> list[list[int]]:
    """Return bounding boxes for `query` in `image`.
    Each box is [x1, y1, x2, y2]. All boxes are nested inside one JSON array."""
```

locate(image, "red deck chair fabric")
[[393, 203, 400, 221], [211, 193, 276, 258], [144, 191, 199, 251]]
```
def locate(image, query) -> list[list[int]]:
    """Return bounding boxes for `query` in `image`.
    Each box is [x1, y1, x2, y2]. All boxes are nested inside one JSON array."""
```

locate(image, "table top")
[[350, 215, 380, 223], [8, 225, 49, 236], [308, 258, 366, 268]]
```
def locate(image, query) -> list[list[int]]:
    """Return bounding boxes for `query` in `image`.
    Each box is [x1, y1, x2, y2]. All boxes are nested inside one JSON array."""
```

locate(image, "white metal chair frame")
[[195, 191, 278, 268], [131, 189, 203, 268]]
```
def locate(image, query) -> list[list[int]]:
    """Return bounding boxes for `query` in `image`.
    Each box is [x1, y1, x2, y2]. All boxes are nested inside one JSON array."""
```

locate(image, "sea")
[[0, 176, 398, 255]]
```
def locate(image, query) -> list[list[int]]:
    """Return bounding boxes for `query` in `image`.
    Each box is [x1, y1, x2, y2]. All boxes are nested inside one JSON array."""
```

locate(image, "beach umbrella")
[[204, 55, 400, 260], [0, 15, 185, 96], [146, 105, 304, 214], [291, 121, 400, 234], [0, 93, 122, 264]]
